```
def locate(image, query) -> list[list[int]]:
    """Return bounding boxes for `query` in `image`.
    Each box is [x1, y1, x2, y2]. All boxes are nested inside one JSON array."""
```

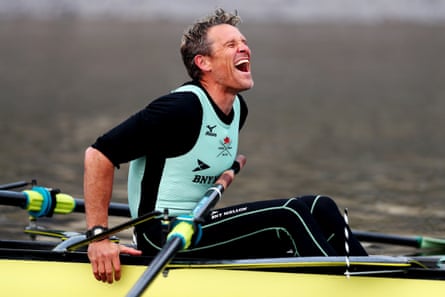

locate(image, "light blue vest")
[[128, 85, 240, 217]]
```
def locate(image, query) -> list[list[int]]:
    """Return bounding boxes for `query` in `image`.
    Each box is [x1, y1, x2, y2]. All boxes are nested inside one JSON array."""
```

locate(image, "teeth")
[[235, 59, 249, 66]]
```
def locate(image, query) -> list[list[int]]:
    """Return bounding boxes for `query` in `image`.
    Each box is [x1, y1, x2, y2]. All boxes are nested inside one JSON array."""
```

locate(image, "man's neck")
[[200, 80, 236, 115]]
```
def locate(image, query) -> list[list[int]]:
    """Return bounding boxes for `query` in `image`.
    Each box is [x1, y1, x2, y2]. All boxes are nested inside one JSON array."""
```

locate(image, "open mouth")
[[235, 59, 250, 73]]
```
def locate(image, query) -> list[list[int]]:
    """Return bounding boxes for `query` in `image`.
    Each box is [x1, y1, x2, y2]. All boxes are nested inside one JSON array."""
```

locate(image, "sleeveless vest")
[[128, 85, 240, 217]]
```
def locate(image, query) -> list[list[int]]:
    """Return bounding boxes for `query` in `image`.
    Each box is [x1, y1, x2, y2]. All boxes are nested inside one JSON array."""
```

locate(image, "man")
[[84, 8, 367, 284]]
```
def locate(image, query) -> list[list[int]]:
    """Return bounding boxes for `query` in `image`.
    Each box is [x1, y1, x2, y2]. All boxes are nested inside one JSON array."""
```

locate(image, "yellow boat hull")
[[2, 259, 445, 297]]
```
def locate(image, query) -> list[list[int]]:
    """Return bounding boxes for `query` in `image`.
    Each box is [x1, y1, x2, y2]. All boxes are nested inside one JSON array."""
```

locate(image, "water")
[[1, 0, 445, 23], [1, 18, 445, 255]]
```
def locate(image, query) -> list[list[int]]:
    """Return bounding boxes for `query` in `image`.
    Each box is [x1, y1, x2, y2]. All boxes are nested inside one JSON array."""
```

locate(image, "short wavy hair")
[[180, 8, 242, 81]]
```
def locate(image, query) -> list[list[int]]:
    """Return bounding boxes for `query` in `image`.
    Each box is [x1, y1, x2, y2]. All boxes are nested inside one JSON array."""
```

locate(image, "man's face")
[[205, 24, 253, 93]]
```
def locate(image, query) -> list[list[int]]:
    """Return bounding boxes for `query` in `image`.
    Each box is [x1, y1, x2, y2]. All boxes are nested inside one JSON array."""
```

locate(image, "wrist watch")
[[86, 225, 108, 239]]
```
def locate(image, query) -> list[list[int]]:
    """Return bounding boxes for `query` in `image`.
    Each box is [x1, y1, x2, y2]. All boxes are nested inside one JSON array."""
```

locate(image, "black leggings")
[[135, 195, 367, 258]]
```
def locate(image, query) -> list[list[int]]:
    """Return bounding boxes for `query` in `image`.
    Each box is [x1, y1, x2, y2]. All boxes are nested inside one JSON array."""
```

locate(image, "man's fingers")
[[88, 241, 127, 283], [119, 245, 143, 256], [104, 260, 115, 283], [112, 255, 122, 281], [96, 260, 108, 282], [91, 260, 101, 281]]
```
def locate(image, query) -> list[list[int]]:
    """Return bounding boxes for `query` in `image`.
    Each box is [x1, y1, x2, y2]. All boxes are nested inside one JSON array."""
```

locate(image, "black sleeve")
[[92, 92, 202, 167], [238, 94, 248, 130]]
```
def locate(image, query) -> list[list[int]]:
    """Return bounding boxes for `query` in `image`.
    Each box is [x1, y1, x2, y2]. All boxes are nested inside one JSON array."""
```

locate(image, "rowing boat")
[[1, 181, 445, 296], [2, 239, 445, 297]]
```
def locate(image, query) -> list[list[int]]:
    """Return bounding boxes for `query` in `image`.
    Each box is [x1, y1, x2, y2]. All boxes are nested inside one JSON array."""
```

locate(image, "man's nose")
[[238, 43, 249, 53]]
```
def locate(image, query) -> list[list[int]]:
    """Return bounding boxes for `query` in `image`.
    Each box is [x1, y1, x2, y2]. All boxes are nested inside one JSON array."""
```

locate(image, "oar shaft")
[[126, 237, 183, 297], [127, 183, 225, 297], [65, 210, 160, 251], [0, 189, 131, 217], [0, 190, 28, 208], [192, 184, 224, 220], [71, 199, 130, 217], [353, 230, 421, 248]]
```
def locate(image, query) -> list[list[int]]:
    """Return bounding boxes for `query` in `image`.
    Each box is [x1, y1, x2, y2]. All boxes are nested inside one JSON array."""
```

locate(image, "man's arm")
[[84, 146, 114, 229], [84, 147, 142, 283], [215, 154, 247, 190]]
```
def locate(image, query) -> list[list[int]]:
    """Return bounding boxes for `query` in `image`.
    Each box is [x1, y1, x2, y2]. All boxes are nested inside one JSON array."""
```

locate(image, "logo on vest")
[[192, 159, 217, 184], [192, 175, 218, 184], [205, 125, 217, 137], [217, 137, 233, 157], [193, 159, 210, 172]]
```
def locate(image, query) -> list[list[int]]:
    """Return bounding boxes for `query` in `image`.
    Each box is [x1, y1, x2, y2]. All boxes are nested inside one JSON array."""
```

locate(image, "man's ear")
[[194, 55, 211, 72]]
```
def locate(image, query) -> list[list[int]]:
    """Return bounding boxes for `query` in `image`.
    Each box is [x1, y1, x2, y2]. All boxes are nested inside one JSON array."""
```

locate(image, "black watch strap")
[[230, 161, 241, 174]]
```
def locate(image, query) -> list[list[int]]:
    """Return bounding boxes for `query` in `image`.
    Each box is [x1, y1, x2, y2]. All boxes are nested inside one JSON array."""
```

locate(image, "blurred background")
[[1, 0, 445, 254]]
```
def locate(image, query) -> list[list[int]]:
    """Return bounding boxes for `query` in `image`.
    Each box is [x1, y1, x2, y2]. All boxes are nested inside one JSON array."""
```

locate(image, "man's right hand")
[[87, 239, 142, 283]]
